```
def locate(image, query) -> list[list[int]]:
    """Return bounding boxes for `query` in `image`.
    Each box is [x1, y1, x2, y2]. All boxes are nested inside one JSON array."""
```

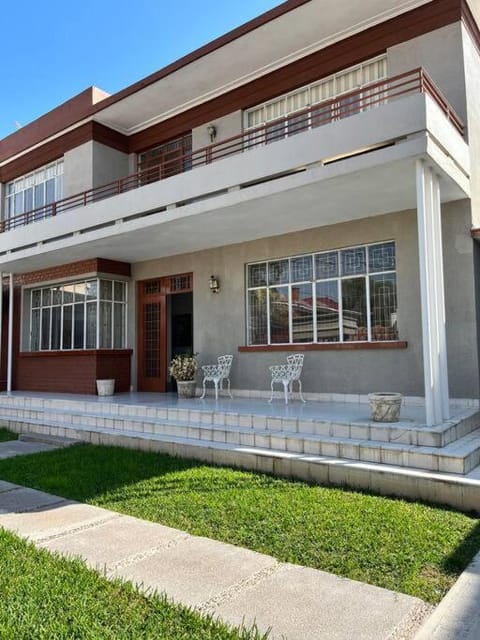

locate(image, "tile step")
[[0, 401, 478, 448], [4, 417, 480, 514], [5, 415, 480, 475]]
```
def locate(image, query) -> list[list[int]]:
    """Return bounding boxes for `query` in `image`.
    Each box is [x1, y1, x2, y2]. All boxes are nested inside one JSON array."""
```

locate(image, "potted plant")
[[169, 353, 198, 398]]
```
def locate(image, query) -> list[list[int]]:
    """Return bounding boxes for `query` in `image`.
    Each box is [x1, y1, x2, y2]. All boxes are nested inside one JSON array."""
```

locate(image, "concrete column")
[[416, 160, 449, 425], [0, 272, 3, 387], [7, 273, 13, 394]]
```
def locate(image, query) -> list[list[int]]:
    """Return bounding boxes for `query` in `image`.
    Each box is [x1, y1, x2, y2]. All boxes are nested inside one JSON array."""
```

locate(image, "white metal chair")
[[269, 353, 306, 404], [200, 355, 233, 401]]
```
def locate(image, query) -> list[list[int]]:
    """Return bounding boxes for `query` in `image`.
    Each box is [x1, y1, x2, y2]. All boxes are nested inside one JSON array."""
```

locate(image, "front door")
[[137, 273, 193, 392]]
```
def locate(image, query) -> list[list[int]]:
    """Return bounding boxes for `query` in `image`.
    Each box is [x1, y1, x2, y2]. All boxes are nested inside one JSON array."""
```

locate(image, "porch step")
[[4, 411, 480, 475], [0, 395, 478, 448], [18, 433, 81, 448], [3, 415, 479, 514]]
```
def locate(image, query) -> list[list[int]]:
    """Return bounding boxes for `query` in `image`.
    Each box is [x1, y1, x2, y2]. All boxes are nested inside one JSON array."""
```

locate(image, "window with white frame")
[[244, 56, 387, 144], [30, 278, 127, 351], [246, 242, 398, 345], [6, 159, 64, 221]]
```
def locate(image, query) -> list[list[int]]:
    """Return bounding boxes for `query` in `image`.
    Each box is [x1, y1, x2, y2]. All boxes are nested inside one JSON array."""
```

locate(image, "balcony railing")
[[1, 68, 464, 233]]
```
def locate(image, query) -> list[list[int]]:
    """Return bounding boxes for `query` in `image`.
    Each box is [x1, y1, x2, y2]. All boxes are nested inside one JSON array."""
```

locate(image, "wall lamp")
[[209, 275, 220, 294], [207, 124, 217, 142]]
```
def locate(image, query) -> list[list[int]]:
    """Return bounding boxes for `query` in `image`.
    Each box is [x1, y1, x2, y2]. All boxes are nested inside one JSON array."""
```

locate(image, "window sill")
[[19, 349, 133, 358], [238, 341, 408, 352]]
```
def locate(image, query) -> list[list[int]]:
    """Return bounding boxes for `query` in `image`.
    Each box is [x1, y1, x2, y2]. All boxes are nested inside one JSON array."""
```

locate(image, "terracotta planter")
[[176, 380, 196, 399], [368, 392, 402, 422]]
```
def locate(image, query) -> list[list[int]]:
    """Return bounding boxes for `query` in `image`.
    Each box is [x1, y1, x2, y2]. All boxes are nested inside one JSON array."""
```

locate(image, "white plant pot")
[[96, 379, 115, 396], [368, 392, 402, 422]]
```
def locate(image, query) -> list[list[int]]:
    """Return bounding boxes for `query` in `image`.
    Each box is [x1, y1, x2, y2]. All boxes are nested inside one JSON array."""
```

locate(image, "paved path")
[[0, 437, 433, 639]]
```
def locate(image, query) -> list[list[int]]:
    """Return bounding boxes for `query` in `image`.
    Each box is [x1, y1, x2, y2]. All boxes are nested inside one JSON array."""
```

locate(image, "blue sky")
[[1, 0, 279, 139]]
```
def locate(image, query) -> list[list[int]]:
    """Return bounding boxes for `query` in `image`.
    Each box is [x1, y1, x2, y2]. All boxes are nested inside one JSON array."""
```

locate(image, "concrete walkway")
[[0, 438, 433, 639]]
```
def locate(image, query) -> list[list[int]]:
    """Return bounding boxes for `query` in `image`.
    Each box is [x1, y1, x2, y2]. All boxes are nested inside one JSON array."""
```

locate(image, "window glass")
[[341, 247, 366, 276], [316, 280, 340, 342], [315, 252, 338, 280], [5, 159, 63, 220], [269, 286, 289, 343], [248, 263, 267, 288], [246, 241, 396, 346], [74, 304, 85, 349], [100, 301, 112, 348], [29, 277, 126, 352], [268, 260, 289, 286], [291, 256, 313, 282], [370, 273, 398, 341], [342, 278, 367, 341], [292, 283, 313, 343], [100, 280, 112, 301], [248, 289, 267, 345]]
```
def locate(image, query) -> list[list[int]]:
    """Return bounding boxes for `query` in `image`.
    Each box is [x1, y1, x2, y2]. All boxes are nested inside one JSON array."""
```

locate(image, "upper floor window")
[[30, 278, 127, 352], [247, 241, 397, 346], [244, 56, 387, 142], [6, 159, 64, 221], [138, 133, 192, 182]]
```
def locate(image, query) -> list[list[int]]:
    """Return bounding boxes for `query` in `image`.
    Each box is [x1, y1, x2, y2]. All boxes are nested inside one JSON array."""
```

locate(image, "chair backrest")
[[217, 355, 233, 376], [286, 353, 304, 380]]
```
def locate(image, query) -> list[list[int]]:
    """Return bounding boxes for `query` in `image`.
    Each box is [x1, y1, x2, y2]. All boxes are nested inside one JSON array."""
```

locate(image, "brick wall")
[[15, 350, 132, 394]]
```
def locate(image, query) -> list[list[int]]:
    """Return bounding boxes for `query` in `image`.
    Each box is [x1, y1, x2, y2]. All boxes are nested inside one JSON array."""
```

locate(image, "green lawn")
[[0, 427, 17, 442], [0, 444, 478, 604], [0, 529, 265, 640]]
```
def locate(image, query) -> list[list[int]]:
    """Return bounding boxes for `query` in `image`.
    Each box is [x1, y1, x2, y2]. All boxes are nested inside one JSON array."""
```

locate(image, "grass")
[[0, 529, 265, 640], [0, 444, 479, 604], [0, 426, 17, 442]]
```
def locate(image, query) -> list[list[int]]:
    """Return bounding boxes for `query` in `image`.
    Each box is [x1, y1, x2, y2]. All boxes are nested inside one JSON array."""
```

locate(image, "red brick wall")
[[15, 258, 131, 286], [15, 350, 132, 394]]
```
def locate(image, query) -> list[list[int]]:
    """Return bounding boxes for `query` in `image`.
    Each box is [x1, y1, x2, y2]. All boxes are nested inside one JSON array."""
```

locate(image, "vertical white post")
[[416, 160, 449, 425], [416, 160, 436, 426], [0, 272, 3, 388], [432, 175, 450, 420], [7, 273, 13, 394]]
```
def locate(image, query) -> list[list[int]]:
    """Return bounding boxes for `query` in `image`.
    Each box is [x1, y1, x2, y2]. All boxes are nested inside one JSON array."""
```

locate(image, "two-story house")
[[0, 0, 479, 432]]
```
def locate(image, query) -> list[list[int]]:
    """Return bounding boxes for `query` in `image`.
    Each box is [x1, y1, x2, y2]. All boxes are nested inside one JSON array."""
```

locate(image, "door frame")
[[137, 273, 193, 392]]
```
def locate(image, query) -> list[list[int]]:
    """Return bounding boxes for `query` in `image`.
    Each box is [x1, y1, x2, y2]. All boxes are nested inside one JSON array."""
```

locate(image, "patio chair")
[[200, 355, 234, 401], [268, 353, 306, 404]]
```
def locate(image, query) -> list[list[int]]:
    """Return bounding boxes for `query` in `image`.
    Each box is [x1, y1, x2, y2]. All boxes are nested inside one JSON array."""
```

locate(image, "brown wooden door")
[[137, 274, 193, 392], [137, 281, 167, 392]]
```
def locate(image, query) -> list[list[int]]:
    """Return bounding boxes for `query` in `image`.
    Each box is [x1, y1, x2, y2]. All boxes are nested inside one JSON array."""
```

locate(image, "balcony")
[[0, 68, 470, 272]]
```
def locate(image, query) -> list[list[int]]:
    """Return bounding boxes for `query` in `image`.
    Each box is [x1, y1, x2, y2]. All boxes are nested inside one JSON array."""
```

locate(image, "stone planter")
[[368, 392, 402, 422], [176, 380, 196, 399], [96, 379, 115, 396]]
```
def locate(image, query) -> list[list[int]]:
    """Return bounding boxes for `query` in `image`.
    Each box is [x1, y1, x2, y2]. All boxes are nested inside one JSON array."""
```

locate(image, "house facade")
[[0, 0, 479, 426]]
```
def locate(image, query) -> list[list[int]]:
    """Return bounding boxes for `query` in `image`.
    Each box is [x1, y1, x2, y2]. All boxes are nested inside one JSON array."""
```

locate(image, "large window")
[[138, 134, 192, 181], [30, 279, 127, 352], [6, 159, 64, 222], [245, 56, 387, 144], [247, 242, 398, 345]]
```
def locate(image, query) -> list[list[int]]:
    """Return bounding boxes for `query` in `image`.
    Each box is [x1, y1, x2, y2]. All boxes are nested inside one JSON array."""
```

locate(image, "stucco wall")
[[192, 110, 242, 152], [130, 201, 479, 399], [91, 142, 129, 189], [387, 22, 467, 124], [63, 141, 129, 198]]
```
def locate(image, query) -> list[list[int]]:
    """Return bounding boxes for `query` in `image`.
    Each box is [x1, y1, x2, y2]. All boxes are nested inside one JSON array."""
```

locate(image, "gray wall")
[[192, 110, 243, 152], [63, 141, 129, 198], [131, 202, 479, 399]]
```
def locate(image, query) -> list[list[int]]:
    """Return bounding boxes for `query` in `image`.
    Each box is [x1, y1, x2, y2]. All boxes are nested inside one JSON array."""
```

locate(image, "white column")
[[416, 160, 449, 425], [0, 273, 3, 388], [7, 273, 13, 394]]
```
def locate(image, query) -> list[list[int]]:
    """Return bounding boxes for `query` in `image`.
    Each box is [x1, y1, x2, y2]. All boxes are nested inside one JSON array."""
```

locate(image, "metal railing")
[[1, 68, 464, 233]]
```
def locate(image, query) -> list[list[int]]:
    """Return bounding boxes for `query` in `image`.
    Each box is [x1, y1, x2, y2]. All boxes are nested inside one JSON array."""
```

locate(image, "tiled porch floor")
[[1, 391, 474, 429]]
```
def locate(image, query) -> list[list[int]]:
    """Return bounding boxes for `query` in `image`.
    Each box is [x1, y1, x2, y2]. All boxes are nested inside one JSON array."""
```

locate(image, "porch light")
[[209, 275, 220, 293], [207, 124, 217, 142]]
